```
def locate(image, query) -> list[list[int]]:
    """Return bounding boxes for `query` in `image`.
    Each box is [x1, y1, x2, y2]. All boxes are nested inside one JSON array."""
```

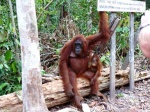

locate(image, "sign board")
[[97, 0, 146, 12]]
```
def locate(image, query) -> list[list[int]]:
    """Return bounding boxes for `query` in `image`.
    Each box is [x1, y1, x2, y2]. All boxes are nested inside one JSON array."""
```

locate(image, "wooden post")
[[129, 12, 135, 91], [109, 13, 116, 99]]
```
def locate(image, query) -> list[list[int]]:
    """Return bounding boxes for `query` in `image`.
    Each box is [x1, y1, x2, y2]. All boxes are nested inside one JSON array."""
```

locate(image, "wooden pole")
[[129, 12, 135, 91], [109, 13, 116, 99]]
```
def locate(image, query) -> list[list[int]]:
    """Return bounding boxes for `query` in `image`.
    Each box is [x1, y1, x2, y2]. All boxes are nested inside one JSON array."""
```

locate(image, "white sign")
[[97, 0, 146, 12]]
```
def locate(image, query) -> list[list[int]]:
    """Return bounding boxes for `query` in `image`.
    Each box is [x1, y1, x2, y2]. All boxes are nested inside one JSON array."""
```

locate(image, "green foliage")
[[0, 1, 21, 95], [36, 0, 66, 33], [36, 0, 99, 35], [100, 52, 110, 66], [55, 49, 61, 55], [41, 69, 46, 75], [0, 48, 21, 95], [114, 12, 141, 61], [146, 0, 150, 9], [70, 0, 98, 35], [117, 93, 124, 98]]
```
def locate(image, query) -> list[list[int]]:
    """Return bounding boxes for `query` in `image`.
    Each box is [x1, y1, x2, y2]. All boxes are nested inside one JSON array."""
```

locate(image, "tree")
[[16, 0, 49, 112], [146, 0, 150, 9]]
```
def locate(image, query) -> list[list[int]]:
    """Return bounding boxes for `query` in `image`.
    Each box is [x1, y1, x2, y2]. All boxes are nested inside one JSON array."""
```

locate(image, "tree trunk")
[[16, 0, 49, 112], [0, 68, 150, 112]]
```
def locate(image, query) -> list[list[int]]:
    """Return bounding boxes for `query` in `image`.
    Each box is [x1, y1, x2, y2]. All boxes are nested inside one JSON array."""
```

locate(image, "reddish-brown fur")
[[88, 54, 107, 101], [59, 12, 110, 109]]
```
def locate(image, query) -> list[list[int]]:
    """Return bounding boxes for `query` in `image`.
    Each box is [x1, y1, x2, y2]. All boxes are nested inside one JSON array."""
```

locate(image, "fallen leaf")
[[89, 101, 97, 107]]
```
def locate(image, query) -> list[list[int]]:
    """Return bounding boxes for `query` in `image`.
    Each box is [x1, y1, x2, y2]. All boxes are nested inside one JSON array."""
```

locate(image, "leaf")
[[0, 64, 3, 69], [105, 60, 110, 65], [17, 77, 21, 83], [0, 83, 8, 91], [55, 49, 60, 55], [100, 56, 106, 62], [0, 33, 7, 42], [0, 42, 10, 49], [4, 64, 10, 70], [15, 39, 20, 46], [11, 61, 17, 73], [41, 70, 46, 75], [117, 93, 124, 98], [0, 6, 4, 11], [4, 50, 12, 61]]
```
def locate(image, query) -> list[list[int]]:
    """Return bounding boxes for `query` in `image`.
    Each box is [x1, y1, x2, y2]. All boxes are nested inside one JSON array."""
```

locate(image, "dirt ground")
[[48, 79, 150, 112], [48, 56, 150, 112]]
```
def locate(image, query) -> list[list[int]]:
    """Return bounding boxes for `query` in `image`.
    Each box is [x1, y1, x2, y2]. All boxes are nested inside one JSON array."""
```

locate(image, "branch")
[[37, 0, 54, 20]]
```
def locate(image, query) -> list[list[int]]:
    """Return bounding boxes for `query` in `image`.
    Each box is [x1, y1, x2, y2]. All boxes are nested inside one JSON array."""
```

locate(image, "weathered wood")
[[0, 68, 150, 112], [110, 13, 117, 99], [110, 17, 120, 36], [129, 12, 135, 91]]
